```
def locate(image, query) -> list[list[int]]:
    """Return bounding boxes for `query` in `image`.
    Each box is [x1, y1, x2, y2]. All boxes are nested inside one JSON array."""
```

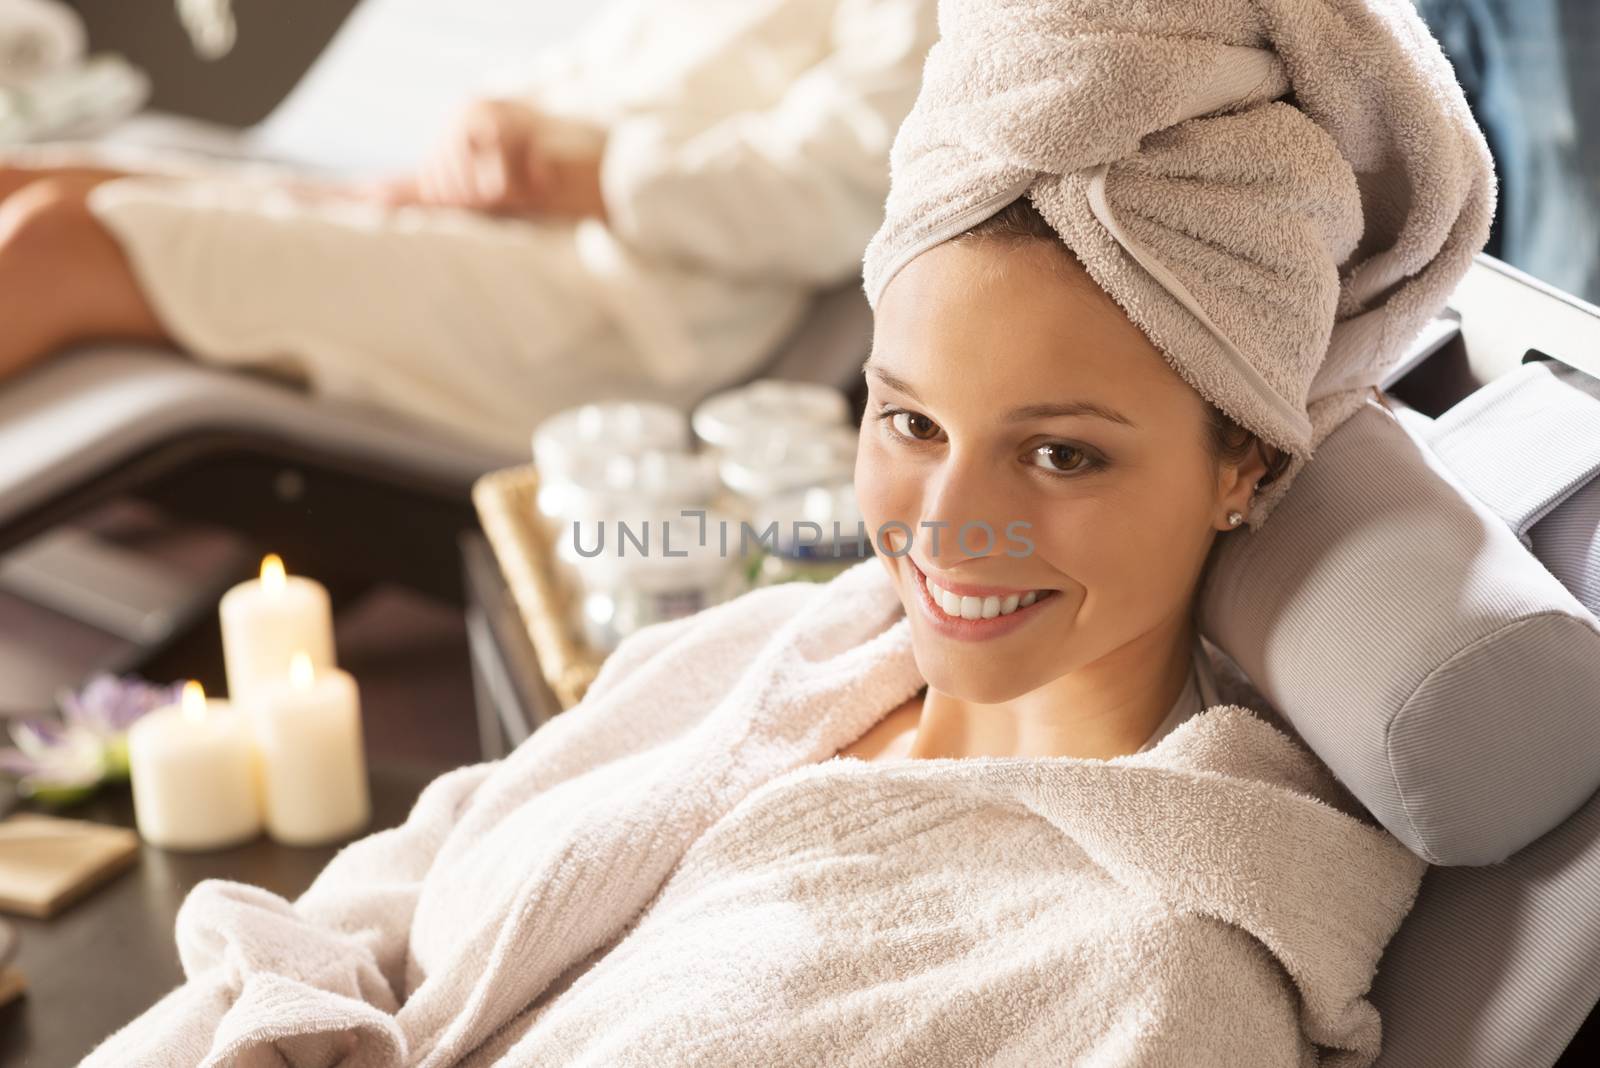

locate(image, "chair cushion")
[[1198, 396, 1600, 865], [1423, 357, 1600, 617]]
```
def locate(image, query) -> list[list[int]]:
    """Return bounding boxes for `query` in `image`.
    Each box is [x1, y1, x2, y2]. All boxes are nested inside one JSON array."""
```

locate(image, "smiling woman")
[[852, 196, 1277, 761]]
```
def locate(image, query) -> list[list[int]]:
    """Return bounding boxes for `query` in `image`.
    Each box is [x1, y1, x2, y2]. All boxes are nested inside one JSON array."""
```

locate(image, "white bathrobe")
[[50, 0, 938, 453], [82, 558, 1425, 1067]]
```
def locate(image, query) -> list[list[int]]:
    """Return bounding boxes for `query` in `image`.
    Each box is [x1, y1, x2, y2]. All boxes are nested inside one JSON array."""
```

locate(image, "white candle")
[[248, 652, 371, 846], [220, 554, 335, 704], [128, 681, 262, 851]]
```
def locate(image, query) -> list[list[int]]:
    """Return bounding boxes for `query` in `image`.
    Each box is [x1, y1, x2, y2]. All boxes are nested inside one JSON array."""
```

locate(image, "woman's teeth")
[[923, 575, 1049, 620]]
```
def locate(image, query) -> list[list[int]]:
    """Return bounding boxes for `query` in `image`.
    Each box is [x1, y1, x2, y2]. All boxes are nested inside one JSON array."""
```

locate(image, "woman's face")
[[856, 237, 1254, 705]]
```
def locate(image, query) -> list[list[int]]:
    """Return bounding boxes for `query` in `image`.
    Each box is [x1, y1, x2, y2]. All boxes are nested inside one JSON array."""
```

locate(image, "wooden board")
[[0, 813, 140, 919]]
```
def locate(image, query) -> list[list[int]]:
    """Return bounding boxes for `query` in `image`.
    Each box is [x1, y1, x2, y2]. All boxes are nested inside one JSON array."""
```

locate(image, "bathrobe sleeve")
[[594, 0, 938, 283], [78, 760, 497, 1068]]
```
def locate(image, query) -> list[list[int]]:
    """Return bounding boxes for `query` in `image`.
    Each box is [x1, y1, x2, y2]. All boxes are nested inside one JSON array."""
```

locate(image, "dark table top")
[[0, 762, 444, 1068]]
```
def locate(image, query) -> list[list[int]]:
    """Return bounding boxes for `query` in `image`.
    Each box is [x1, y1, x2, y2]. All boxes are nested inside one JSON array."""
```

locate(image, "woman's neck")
[[908, 614, 1199, 761]]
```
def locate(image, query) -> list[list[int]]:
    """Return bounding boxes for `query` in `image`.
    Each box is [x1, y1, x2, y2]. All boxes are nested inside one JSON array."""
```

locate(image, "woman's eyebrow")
[[1003, 401, 1138, 428], [865, 361, 1137, 428], [863, 361, 920, 399]]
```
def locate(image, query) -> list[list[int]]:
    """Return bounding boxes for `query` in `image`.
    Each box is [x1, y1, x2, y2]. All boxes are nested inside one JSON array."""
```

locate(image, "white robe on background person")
[[29, 0, 939, 454]]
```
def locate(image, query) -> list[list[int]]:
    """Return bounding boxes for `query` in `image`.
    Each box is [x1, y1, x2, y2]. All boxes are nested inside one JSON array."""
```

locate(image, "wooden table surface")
[[0, 762, 443, 1068]]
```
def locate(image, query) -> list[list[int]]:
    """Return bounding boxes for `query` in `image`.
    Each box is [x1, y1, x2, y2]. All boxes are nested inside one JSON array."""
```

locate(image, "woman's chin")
[[910, 645, 1046, 706]]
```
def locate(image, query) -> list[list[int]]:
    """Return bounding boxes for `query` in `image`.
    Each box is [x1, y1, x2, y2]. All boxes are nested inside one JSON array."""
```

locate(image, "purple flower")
[[0, 673, 185, 803], [58, 673, 185, 739], [0, 716, 105, 803]]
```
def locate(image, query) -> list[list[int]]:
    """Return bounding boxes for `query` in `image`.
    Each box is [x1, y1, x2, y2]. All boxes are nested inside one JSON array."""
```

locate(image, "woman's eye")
[[890, 410, 941, 441], [1029, 442, 1096, 474]]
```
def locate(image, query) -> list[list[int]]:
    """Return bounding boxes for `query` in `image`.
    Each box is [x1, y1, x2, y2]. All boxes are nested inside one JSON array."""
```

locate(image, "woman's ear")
[[1216, 439, 1274, 523]]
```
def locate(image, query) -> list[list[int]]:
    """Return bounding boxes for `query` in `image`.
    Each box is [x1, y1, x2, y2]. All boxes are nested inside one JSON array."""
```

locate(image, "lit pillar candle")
[[248, 652, 371, 846], [127, 681, 262, 851], [220, 554, 335, 703]]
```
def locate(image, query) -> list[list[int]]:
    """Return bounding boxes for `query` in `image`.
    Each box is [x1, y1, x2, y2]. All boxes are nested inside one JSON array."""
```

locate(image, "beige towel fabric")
[[83, 559, 1424, 1066], [862, 0, 1497, 531]]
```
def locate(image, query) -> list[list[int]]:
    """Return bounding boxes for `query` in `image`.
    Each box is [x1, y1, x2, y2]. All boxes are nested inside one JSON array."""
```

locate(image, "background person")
[[0, 0, 938, 453]]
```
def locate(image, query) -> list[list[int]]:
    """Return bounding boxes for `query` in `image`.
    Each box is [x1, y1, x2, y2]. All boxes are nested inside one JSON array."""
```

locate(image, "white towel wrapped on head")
[[862, 0, 1498, 531]]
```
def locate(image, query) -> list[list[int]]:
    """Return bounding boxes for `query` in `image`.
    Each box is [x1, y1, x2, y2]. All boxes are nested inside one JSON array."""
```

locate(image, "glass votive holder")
[[716, 422, 859, 512], [745, 481, 874, 588], [557, 508, 741, 653], [690, 379, 850, 462], [532, 400, 690, 486]]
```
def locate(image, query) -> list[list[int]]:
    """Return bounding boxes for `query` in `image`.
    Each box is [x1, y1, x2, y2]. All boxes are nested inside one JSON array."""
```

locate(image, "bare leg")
[[0, 176, 167, 379], [0, 163, 132, 204]]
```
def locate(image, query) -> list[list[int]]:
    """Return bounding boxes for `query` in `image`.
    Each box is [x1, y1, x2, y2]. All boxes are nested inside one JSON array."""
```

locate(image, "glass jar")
[[532, 400, 690, 486], [690, 379, 850, 460], [557, 508, 741, 653], [716, 422, 859, 513], [537, 447, 721, 546], [744, 481, 875, 588]]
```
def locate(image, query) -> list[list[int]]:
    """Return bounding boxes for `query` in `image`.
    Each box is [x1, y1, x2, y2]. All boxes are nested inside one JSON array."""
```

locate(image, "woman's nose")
[[917, 453, 1019, 568]]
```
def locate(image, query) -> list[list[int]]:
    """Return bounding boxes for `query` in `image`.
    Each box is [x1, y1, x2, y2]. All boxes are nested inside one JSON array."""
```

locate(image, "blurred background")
[[1412, 0, 1600, 306], [62, 0, 361, 126], [0, 0, 629, 775], [21, 0, 1599, 302], [0, 0, 878, 777], [2, 3, 1598, 1061], [11, 1, 606, 171]]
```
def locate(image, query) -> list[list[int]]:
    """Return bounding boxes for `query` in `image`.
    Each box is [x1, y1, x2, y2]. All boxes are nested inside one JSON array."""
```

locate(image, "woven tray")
[[471, 464, 606, 711]]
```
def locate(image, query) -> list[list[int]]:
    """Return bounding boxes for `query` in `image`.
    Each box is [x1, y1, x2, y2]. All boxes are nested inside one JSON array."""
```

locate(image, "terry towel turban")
[[862, 0, 1498, 530]]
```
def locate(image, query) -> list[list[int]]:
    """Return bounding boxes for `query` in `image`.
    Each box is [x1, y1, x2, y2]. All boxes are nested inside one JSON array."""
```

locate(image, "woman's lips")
[[907, 558, 1060, 642]]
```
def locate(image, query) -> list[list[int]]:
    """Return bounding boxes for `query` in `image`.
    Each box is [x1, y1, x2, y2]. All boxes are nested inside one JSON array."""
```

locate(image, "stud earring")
[[1227, 511, 1244, 527]]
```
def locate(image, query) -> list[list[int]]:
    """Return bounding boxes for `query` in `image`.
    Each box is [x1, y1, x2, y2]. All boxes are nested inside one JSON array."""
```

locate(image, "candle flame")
[[181, 680, 207, 724], [290, 651, 314, 689], [261, 553, 286, 592]]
